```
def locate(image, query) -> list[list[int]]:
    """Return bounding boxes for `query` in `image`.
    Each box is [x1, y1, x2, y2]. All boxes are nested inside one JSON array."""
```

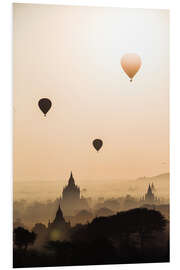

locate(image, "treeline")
[[13, 208, 169, 268]]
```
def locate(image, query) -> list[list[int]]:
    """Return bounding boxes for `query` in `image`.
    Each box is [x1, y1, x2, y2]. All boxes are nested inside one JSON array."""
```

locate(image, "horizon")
[[14, 171, 169, 202], [14, 171, 169, 182]]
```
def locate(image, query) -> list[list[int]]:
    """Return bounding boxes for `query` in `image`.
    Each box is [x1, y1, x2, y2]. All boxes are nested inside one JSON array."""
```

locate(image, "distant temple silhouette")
[[47, 172, 89, 239], [140, 183, 160, 204], [47, 203, 70, 241], [62, 172, 80, 202], [60, 172, 89, 215]]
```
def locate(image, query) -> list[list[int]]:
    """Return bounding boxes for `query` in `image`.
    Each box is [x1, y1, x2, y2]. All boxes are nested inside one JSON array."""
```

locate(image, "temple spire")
[[68, 171, 75, 186], [53, 203, 64, 224], [147, 183, 153, 194]]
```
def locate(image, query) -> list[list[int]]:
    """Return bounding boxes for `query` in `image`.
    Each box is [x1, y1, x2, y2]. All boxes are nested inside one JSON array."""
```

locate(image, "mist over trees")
[[13, 196, 169, 229], [13, 208, 169, 268], [13, 179, 169, 268], [13, 174, 169, 268]]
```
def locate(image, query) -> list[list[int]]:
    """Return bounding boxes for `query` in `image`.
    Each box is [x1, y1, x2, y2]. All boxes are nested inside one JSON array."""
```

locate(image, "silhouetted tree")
[[13, 208, 169, 267], [124, 208, 167, 251], [71, 208, 167, 249], [89, 237, 117, 264], [14, 227, 36, 250], [32, 223, 47, 235]]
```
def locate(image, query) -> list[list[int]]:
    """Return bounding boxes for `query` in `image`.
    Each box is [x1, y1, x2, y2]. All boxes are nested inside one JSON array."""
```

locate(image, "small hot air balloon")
[[93, 139, 103, 152], [121, 53, 141, 82], [38, 98, 52, 117]]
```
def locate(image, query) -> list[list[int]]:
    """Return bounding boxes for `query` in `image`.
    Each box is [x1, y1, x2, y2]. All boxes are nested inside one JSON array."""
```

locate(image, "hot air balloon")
[[93, 139, 103, 152], [38, 98, 52, 117], [121, 53, 141, 82]]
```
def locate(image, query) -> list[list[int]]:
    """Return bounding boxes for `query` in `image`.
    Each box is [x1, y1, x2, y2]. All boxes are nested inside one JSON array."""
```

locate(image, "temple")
[[47, 172, 89, 239], [62, 172, 80, 202], [140, 183, 160, 204], [47, 203, 70, 241], [60, 172, 89, 215]]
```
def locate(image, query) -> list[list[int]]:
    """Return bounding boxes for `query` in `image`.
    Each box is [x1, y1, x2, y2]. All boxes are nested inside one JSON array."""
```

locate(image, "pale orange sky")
[[13, 4, 169, 187]]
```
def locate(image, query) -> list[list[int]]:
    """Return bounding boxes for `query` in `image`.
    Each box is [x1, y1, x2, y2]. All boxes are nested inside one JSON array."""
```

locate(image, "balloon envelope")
[[121, 53, 141, 81], [93, 139, 103, 152], [38, 98, 52, 116]]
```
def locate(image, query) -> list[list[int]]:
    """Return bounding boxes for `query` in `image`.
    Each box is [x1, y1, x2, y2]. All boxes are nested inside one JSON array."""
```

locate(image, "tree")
[[14, 227, 36, 250], [71, 207, 167, 251], [32, 223, 46, 235], [123, 208, 167, 251]]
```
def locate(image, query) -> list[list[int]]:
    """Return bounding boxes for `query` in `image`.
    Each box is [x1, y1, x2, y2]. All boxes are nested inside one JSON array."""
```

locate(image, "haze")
[[13, 4, 169, 198]]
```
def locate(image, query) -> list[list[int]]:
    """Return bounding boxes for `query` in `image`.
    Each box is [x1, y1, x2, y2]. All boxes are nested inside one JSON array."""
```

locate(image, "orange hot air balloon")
[[121, 53, 141, 82]]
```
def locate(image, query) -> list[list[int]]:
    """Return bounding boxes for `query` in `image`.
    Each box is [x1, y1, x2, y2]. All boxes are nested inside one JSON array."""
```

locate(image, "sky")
[[13, 4, 169, 191]]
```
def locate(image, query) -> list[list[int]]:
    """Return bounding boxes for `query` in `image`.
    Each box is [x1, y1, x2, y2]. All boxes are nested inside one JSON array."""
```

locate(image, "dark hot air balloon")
[[93, 139, 103, 152], [38, 98, 52, 117]]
